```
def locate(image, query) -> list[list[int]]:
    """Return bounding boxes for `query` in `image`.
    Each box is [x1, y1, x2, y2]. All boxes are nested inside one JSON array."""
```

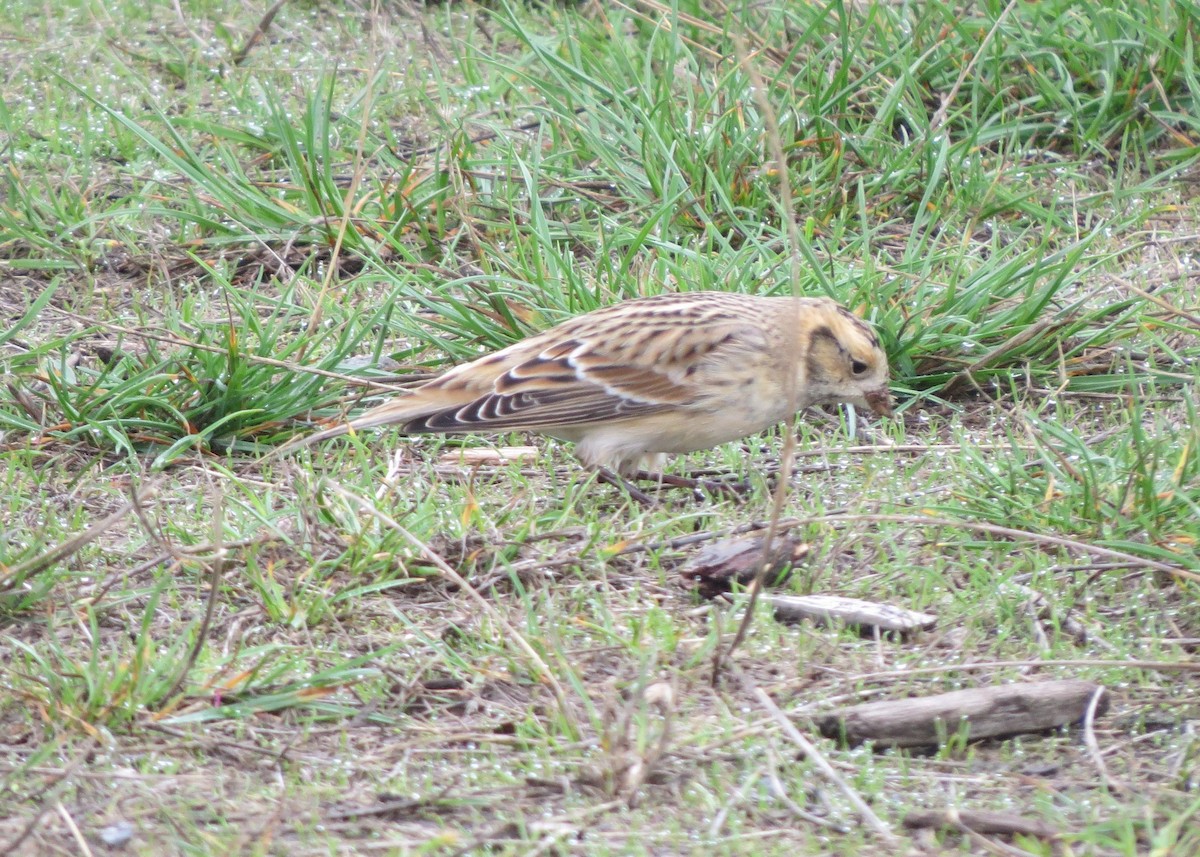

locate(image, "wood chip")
[[765, 594, 936, 634], [680, 535, 809, 598], [817, 679, 1108, 748]]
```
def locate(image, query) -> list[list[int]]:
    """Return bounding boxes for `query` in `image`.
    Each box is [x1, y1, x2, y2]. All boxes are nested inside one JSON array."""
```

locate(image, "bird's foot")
[[633, 470, 750, 501], [596, 467, 659, 506]]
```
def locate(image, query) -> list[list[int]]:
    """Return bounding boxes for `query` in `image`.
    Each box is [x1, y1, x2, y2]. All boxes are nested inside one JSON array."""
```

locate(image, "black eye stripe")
[[834, 306, 881, 348]]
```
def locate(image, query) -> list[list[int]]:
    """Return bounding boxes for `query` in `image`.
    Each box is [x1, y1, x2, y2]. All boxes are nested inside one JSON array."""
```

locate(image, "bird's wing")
[[375, 309, 761, 433]]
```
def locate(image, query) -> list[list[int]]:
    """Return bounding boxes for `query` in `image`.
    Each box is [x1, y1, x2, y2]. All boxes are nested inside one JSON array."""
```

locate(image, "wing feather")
[[338, 292, 778, 437]]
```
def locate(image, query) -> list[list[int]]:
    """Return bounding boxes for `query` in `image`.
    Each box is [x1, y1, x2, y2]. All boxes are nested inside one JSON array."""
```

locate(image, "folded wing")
[[351, 310, 756, 434]]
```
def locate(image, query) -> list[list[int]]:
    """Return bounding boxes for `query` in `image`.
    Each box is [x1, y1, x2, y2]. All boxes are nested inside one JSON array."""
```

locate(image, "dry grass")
[[2, 1, 1198, 855]]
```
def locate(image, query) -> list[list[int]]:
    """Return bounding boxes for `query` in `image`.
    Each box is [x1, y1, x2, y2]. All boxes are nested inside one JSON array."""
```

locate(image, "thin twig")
[[714, 32, 806, 682], [930, 0, 1020, 133], [144, 723, 301, 762], [958, 820, 1044, 857], [765, 747, 851, 832], [942, 319, 1062, 395], [732, 663, 900, 845], [1109, 274, 1200, 329], [790, 442, 1036, 458], [835, 658, 1200, 686], [54, 801, 95, 857], [232, 0, 289, 66], [1, 479, 161, 588], [1082, 686, 1125, 794], [159, 481, 228, 706], [707, 766, 766, 838], [596, 466, 658, 506], [325, 481, 581, 738]]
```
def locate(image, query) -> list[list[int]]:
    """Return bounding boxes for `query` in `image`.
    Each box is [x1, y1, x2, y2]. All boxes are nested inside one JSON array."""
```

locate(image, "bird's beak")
[[864, 387, 894, 417]]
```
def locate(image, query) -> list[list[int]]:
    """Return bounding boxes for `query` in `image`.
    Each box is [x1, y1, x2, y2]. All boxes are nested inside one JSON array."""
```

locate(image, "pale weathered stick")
[[765, 594, 936, 634]]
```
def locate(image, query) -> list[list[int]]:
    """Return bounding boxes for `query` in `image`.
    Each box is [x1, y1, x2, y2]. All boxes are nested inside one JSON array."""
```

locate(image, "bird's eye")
[[851, 359, 869, 375]]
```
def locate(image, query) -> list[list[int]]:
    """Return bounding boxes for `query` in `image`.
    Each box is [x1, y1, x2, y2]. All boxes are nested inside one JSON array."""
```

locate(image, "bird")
[[291, 291, 893, 475]]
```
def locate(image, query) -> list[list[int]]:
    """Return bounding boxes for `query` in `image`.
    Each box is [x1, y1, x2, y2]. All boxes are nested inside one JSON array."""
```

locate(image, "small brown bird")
[[295, 291, 892, 474]]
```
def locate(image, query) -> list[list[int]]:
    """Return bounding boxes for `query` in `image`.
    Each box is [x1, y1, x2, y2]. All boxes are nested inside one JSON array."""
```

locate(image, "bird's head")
[[801, 303, 893, 416]]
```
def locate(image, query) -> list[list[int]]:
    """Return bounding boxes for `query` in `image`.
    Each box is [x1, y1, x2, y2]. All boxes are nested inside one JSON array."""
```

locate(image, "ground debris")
[[680, 534, 809, 598]]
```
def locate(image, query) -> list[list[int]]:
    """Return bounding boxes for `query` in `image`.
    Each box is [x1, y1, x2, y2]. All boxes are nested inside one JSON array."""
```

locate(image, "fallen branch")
[[817, 679, 1107, 748], [903, 808, 1061, 840]]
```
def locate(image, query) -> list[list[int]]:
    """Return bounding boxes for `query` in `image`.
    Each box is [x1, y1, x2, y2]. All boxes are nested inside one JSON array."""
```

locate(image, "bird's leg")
[[595, 466, 659, 506], [632, 470, 749, 501]]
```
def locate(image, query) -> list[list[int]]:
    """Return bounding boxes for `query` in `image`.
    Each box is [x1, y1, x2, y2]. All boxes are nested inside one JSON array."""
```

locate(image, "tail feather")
[[279, 395, 445, 454], [276, 419, 353, 453]]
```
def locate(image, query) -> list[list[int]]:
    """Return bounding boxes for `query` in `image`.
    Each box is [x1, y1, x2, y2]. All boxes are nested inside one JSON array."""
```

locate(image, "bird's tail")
[[277, 395, 437, 454]]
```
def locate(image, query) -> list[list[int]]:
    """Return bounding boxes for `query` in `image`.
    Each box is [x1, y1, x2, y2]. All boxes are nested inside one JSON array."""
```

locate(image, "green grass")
[[1, 0, 1198, 854]]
